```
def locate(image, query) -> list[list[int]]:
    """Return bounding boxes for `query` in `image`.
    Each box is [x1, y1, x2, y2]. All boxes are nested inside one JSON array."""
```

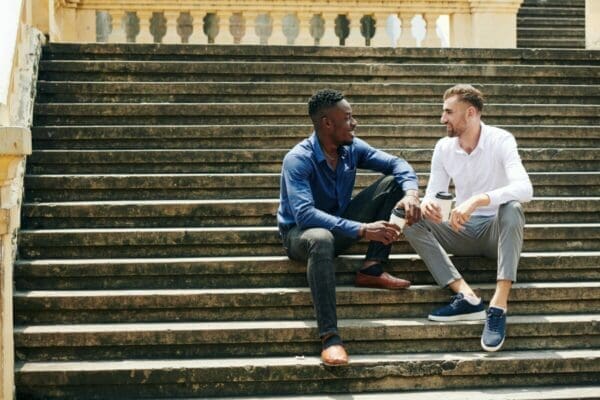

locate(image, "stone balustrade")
[[49, 0, 527, 48]]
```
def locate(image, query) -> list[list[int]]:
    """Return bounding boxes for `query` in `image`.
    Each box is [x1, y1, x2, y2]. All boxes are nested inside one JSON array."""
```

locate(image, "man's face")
[[323, 99, 357, 146], [441, 95, 470, 138]]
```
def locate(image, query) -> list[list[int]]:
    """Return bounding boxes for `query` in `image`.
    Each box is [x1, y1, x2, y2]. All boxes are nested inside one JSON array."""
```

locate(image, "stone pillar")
[[321, 12, 339, 46], [0, 126, 31, 400], [587, 0, 600, 49], [136, 11, 154, 43], [107, 9, 126, 43], [371, 12, 392, 47], [398, 13, 414, 47], [163, 11, 181, 43], [449, 12, 472, 48], [422, 13, 441, 47], [346, 12, 364, 46], [468, 0, 523, 48], [214, 11, 235, 44]]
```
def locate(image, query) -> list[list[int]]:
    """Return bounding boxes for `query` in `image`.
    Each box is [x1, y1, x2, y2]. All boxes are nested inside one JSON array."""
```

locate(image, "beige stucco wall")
[[587, 0, 600, 49]]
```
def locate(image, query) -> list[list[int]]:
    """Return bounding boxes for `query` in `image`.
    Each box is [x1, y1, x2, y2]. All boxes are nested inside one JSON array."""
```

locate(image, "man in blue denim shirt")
[[278, 89, 421, 366]]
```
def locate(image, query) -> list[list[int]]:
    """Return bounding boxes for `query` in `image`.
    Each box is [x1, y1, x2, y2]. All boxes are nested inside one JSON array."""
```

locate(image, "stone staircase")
[[517, 0, 586, 49], [14, 44, 600, 398]]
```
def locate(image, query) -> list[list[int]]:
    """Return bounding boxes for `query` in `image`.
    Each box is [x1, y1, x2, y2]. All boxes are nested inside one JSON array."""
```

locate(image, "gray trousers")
[[403, 201, 525, 287], [282, 175, 406, 338]]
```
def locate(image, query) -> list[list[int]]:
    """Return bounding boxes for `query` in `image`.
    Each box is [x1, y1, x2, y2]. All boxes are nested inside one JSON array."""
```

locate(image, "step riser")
[[15, 327, 600, 361]]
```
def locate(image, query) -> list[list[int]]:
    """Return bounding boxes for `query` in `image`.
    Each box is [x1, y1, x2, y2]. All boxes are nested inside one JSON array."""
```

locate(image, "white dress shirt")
[[424, 122, 533, 217]]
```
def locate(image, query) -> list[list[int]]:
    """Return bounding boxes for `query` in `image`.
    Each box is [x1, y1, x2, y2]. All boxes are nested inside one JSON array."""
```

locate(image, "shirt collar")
[[309, 132, 328, 163], [453, 121, 487, 154]]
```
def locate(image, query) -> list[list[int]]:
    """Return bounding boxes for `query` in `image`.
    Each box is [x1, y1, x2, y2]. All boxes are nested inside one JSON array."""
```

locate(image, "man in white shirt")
[[403, 84, 533, 352]]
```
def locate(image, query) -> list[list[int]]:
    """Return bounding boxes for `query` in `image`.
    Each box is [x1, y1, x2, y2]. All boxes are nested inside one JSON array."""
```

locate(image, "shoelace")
[[449, 294, 464, 310], [486, 310, 504, 332]]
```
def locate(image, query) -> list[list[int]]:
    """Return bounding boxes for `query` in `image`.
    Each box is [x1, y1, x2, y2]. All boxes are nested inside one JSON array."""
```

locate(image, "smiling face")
[[322, 99, 357, 146], [441, 95, 472, 138]]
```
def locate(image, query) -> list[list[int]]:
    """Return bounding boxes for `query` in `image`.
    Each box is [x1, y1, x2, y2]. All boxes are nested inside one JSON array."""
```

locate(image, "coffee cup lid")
[[392, 208, 406, 217], [435, 191, 453, 200]]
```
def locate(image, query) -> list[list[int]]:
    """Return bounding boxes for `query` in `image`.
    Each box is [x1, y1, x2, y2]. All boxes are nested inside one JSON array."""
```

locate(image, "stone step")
[[32, 103, 600, 126], [23, 172, 600, 201], [37, 62, 600, 84], [35, 82, 600, 104], [13, 252, 600, 290], [40, 44, 600, 64], [20, 198, 600, 229], [14, 349, 600, 398], [517, 17, 585, 28], [517, 39, 587, 49], [25, 148, 599, 174], [522, 0, 584, 6], [184, 386, 600, 400], [30, 125, 600, 150], [517, 28, 585, 38], [13, 314, 600, 361], [17, 224, 600, 259], [518, 7, 584, 17], [13, 282, 600, 324]]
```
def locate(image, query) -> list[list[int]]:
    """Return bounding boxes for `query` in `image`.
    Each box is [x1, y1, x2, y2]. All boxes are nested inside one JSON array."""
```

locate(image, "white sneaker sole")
[[481, 336, 505, 352], [428, 310, 486, 322]]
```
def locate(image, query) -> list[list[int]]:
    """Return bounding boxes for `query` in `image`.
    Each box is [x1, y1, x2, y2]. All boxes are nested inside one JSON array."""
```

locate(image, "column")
[[449, 13, 472, 48], [214, 11, 235, 44], [0, 126, 31, 400], [371, 12, 393, 47], [398, 13, 414, 47], [76, 9, 96, 42], [422, 13, 441, 47], [163, 11, 181, 43], [586, 0, 600, 49], [346, 12, 364, 46], [107, 9, 126, 42]]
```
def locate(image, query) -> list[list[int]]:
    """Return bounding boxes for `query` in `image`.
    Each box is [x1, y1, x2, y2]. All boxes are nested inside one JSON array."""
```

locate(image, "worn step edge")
[[13, 252, 600, 277], [13, 282, 600, 306], [14, 314, 600, 347]]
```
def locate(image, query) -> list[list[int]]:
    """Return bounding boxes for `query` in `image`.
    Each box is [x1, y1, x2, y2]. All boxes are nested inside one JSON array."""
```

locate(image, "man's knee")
[[402, 219, 429, 241], [498, 201, 525, 230], [303, 228, 336, 257]]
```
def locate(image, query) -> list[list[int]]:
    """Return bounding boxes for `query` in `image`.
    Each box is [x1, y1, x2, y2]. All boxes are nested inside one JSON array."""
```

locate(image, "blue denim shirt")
[[277, 132, 419, 238]]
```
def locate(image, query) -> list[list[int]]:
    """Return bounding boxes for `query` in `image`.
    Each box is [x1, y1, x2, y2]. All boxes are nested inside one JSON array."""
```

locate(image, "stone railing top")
[[57, 0, 522, 13]]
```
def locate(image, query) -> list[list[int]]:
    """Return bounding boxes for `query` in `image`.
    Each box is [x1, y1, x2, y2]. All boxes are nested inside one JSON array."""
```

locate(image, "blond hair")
[[444, 84, 484, 112]]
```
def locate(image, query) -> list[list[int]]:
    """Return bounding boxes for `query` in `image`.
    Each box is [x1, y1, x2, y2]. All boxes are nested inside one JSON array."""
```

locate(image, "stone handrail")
[[50, 0, 525, 48]]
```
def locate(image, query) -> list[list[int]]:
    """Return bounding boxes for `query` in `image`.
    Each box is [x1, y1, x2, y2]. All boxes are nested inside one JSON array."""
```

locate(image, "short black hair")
[[308, 89, 345, 124]]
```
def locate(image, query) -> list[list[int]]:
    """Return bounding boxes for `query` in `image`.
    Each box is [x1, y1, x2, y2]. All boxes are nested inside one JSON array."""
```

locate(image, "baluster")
[[107, 9, 126, 42], [346, 12, 364, 46], [422, 14, 441, 47], [162, 11, 181, 43], [270, 12, 288, 45], [190, 11, 208, 44], [214, 11, 235, 44], [370, 12, 392, 47], [297, 12, 313, 46], [320, 13, 339, 46], [136, 11, 154, 43], [398, 13, 414, 47]]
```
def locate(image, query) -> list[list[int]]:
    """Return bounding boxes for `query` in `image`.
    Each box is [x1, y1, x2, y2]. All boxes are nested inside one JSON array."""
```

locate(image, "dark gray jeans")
[[281, 175, 406, 338]]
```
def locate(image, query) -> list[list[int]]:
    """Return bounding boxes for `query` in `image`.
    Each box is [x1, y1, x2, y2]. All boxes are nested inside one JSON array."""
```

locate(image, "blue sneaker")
[[481, 306, 507, 352], [428, 293, 486, 322]]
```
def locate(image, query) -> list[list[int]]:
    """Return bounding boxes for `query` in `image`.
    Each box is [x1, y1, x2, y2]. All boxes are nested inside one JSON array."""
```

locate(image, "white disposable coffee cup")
[[389, 207, 406, 231], [435, 191, 454, 222]]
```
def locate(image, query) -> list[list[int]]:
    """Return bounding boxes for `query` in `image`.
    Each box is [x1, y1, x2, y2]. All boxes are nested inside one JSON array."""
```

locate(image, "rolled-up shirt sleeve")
[[485, 134, 533, 206], [282, 153, 362, 238]]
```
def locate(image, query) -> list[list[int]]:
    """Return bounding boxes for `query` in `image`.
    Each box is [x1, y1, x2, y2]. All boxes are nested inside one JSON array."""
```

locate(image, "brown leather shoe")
[[321, 344, 349, 366], [355, 271, 411, 290]]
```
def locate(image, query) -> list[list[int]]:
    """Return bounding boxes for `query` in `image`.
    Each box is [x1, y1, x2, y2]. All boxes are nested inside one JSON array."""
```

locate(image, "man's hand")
[[396, 190, 421, 225], [449, 194, 490, 232], [421, 198, 443, 224], [361, 221, 401, 245]]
